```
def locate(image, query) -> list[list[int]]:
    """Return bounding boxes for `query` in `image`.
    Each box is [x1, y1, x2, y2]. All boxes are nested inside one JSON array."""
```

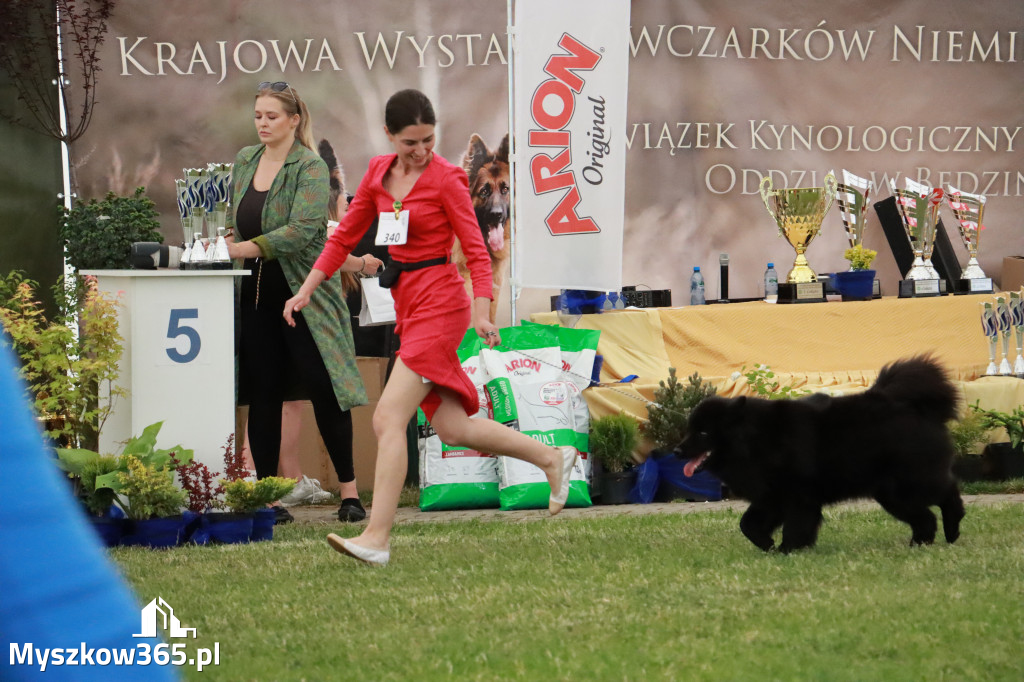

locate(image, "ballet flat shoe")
[[326, 533, 390, 567], [548, 446, 578, 516]]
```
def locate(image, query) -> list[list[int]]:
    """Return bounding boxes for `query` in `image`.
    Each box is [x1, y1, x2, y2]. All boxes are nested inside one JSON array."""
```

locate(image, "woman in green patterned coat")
[[226, 81, 383, 521]]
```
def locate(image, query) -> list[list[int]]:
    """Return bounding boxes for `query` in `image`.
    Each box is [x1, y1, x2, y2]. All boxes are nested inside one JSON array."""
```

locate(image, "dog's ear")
[[496, 133, 509, 165], [462, 133, 490, 180]]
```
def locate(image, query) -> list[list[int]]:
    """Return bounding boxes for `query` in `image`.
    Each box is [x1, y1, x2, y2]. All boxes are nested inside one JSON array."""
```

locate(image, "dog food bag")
[[418, 332, 500, 511], [483, 326, 591, 510], [522, 322, 601, 486]]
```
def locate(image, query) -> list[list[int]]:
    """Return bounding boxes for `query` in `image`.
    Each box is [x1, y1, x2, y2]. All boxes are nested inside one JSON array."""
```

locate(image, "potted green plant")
[[948, 409, 990, 482], [116, 454, 188, 548], [970, 401, 1024, 480], [219, 475, 296, 542], [78, 454, 125, 546], [642, 367, 717, 451], [590, 413, 641, 504], [59, 187, 163, 271], [833, 244, 877, 301], [55, 421, 194, 547]]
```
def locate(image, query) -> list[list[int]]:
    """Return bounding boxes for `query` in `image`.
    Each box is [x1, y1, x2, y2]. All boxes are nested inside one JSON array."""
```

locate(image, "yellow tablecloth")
[[532, 296, 1022, 446]]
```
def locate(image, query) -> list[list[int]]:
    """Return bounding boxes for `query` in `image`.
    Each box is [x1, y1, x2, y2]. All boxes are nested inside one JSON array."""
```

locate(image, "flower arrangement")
[[843, 244, 877, 271]]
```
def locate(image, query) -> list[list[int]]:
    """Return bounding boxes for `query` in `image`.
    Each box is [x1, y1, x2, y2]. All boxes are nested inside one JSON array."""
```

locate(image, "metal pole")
[[506, 0, 518, 325], [54, 3, 75, 281]]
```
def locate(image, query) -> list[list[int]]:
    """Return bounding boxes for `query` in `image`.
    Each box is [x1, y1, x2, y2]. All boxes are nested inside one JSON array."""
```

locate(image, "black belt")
[[378, 255, 449, 289]]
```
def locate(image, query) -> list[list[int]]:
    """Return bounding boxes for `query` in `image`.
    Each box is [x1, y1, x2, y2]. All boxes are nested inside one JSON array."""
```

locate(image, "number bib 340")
[[375, 210, 410, 246]]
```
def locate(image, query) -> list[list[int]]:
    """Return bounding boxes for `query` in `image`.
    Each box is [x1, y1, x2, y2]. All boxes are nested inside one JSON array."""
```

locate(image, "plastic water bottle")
[[689, 267, 706, 305], [764, 262, 779, 300]]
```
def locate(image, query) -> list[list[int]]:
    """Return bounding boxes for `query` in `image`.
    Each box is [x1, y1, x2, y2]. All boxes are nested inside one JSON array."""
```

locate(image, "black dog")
[[677, 356, 965, 553]]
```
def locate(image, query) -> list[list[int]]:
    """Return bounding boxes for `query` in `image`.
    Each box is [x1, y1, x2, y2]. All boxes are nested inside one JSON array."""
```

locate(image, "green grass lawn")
[[113, 503, 1024, 682]]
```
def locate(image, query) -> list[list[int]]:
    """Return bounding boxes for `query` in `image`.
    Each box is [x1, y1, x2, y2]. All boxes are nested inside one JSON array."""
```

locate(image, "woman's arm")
[[283, 268, 328, 327]]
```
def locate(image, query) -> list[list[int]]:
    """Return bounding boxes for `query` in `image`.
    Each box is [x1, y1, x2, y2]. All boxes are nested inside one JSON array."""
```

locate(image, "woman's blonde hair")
[[256, 82, 315, 150]]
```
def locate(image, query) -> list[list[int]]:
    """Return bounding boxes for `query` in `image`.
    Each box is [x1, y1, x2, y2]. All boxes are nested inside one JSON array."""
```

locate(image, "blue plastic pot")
[[250, 508, 276, 542], [206, 512, 254, 544], [833, 270, 875, 301], [121, 516, 186, 549], [89, 515, 125, 547]]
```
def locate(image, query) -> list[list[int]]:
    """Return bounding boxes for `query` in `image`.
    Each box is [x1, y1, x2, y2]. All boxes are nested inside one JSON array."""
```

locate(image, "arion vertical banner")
[[512, 0, 630, 291]]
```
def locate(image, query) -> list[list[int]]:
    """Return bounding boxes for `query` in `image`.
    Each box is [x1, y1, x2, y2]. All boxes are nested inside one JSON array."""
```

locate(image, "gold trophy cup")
[[760, 173, 837, 302]]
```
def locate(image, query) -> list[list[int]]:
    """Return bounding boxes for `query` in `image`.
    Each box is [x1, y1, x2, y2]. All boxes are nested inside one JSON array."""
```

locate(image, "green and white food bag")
[[522, 322, 601, 486], [483, 326, 591, 510], [418, 331, 499, 510]]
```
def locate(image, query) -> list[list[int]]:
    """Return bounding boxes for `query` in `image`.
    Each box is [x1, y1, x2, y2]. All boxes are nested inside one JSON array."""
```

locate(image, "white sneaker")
[[280, 475, 331, 507]]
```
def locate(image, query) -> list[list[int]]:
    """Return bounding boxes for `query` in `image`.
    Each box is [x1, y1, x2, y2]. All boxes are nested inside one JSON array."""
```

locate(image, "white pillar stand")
[[83, 269, 246, 473]]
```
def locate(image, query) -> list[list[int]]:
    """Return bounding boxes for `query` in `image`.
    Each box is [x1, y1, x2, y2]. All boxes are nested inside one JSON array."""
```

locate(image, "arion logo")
[[528, 32, 602, 236], [133, 597, 197, 639]]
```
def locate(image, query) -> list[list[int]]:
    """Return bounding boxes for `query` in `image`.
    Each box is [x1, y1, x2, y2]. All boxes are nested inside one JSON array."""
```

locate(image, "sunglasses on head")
[[257, 81, 296, 102]]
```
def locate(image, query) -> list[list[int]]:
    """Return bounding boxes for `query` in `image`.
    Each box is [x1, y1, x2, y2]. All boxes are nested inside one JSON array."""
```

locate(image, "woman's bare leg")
[[348, 358, 435, 550]]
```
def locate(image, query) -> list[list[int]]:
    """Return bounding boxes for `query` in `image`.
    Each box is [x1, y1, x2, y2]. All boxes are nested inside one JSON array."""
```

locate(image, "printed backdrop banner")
[[66, 0, 1024, 324], [511, 0, 630, 291]]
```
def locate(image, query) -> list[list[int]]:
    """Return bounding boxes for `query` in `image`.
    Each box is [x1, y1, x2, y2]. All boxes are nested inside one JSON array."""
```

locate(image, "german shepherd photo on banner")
[[452, 133, 511, 323]]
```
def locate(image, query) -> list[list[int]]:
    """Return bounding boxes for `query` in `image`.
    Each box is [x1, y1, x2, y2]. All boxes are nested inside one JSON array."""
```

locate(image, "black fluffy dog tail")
[[870, 355, 958, 423]]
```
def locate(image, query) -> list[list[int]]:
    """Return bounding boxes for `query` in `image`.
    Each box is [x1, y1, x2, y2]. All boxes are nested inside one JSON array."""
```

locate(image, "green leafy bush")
[[117, 454, 187, 520], [222, 477, 296, 513], [79, 454, 121, 516], [60, 187, 162, 271], [0, 272, 125, 449], [643, 367, 717, 449], [742, 364, 810, 400], [970, 401, 1024, 450], [948, 409, 990, 459], [590, 414, 641, 474]]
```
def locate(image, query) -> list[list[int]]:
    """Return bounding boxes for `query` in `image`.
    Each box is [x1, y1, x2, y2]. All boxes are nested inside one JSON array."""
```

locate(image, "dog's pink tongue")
[[488, 225, 505, 251], [683, 453, 707, 478]]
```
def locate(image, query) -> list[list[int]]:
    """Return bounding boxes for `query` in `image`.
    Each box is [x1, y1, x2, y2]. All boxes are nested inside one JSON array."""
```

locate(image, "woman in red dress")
[[284, 89, 576, 566]]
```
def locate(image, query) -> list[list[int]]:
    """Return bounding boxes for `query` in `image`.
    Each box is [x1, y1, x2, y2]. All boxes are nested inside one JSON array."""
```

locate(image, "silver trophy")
[[890, 178, 942, 280], [835, 169, 873, 253], [981, 302, 999, 376], [945, 185, 988, 281], [1010, 291, 1024, 378], [995, 296, 1013, 376], [205, 163, 233, 242]]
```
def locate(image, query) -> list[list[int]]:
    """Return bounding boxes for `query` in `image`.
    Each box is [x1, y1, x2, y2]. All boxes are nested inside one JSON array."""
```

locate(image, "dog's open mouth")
[[487, 223, 505, 252], [683, 452, 710, 477]]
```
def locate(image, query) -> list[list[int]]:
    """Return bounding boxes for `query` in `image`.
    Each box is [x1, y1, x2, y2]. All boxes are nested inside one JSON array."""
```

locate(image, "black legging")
[[239, 261, 355, 483]]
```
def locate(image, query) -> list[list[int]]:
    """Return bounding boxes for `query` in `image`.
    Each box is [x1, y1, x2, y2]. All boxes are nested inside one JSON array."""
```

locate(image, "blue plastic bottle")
[[689, 267, 706, 305], [764, 262, 779, 299]]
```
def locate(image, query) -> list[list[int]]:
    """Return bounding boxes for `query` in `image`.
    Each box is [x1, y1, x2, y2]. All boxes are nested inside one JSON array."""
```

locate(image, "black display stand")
[[777, 281, 826, 304], [874, 195, 960, 297]]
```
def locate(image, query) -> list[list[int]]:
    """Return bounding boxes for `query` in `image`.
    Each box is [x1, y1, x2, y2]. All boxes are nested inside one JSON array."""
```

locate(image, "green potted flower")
[[970, 401, 1024, 480], [590, 413, 641, 504], [834, 244, 877, 301]]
